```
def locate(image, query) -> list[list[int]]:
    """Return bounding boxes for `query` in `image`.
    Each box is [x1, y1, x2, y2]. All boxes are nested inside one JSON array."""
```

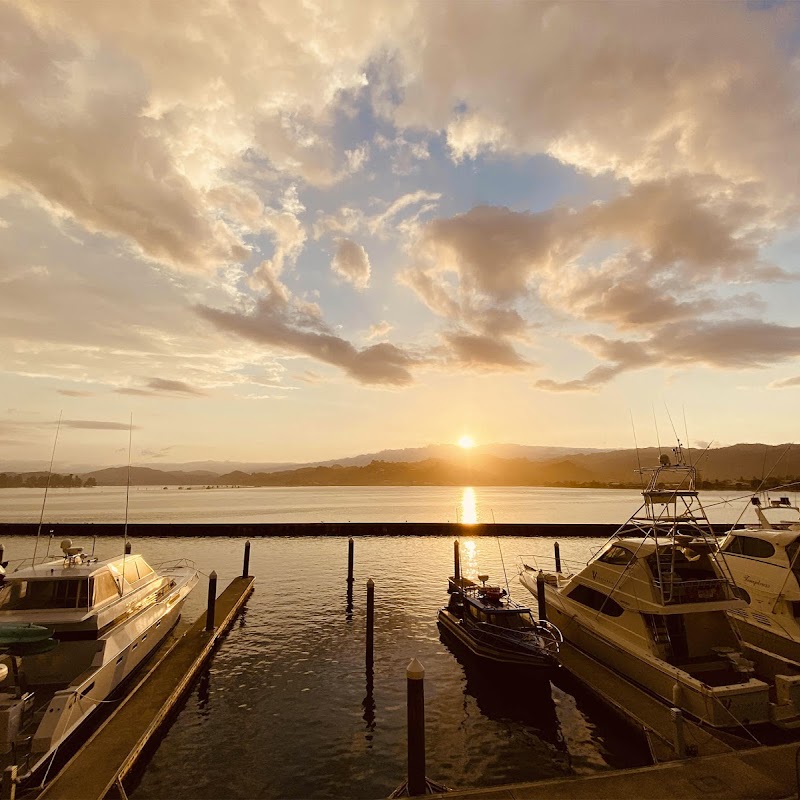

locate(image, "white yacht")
[[519, 451, 800, 729], [0, 540, 197, 779], [719, 495, 800, 664]]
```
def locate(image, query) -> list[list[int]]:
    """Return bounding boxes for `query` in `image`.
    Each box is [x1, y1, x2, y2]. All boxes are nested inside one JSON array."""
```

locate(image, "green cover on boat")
[[0, 623, 54, 644]]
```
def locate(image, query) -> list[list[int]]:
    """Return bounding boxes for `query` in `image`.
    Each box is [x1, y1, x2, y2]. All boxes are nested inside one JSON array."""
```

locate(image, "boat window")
[[0, 579, 89, 610], [123, 561, 140, 585], [92, 572, 120, 605], [723, 536, 776, 559], [566, 584, 624, 617], [598, 546, 636, 566], [137, 560, 154, 579]]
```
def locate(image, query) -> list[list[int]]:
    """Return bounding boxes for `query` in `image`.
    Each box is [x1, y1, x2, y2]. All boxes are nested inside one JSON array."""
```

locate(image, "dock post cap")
[[407, 658, 425, 680], [367, 577, 374, 587], [209, 570, 218, 579]]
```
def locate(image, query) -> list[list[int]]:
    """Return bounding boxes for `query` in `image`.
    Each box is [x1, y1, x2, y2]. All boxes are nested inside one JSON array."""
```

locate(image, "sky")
[[2, 0, 800, 468]]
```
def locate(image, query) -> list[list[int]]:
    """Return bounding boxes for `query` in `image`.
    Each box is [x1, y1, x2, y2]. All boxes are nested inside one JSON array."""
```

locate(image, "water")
[[0, 484, 757, 525], [0, 485, 758, 797]]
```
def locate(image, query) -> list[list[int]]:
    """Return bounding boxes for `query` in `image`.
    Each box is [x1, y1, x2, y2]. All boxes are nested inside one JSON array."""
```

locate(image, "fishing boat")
[[519, 448, 800, 729], [438, 574, 561, 669], [719, 494, 800, 666], [0, 539, 198, 781]]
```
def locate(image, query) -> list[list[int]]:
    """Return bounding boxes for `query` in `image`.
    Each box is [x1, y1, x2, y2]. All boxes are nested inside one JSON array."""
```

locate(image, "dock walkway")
[[557, 642, 744, 761], [36, 576, 254, 800]]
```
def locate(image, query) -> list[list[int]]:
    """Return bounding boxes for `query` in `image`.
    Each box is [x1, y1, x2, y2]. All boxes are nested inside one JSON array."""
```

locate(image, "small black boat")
[[438, 574, 562, 669]]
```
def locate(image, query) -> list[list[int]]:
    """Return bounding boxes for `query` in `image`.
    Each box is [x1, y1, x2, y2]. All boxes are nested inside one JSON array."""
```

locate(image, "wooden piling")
[[205, 571, 217, 632], [536, 570, 547, 622], [670, 707, 686, 758], [242, 540, 251, 578], [407, 658, 426, 798], [554, 542, 561, 573], [453, 539, 460, 581], [124, 541, 131, 555], [366, 578, 375, 670], [2, 765, 16, 800], [347, 538, 355, 606]]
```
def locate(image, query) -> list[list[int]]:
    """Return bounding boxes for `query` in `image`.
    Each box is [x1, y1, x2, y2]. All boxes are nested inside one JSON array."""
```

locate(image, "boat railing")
[[518, 554, 580, 576], [653, 575, 735, 604], [153, 557, 197, 573], [473, 620, 561, 655]]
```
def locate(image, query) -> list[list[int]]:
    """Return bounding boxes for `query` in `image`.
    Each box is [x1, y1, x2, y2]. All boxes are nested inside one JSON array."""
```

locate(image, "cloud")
[[537, 321, 800, 391], [770, 376, 800, 389], [442, 332, 529, 370], [331, 239, 371, 289], [57, 389, 95, 397], [114, 378, 208, 397], [61, 419, 137, 430], [365, 321, 393, 340], [197, 292, 421, 386]]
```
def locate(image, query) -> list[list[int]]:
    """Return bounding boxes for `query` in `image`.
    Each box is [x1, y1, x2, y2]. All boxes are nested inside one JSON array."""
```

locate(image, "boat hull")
[[729, 613, 800, 664], [519, 572, 770, 728], [437, 609, 556, 670]]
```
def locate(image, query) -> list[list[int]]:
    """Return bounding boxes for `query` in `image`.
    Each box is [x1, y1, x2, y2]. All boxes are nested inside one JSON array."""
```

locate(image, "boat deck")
[[34, 575, 254, 800]]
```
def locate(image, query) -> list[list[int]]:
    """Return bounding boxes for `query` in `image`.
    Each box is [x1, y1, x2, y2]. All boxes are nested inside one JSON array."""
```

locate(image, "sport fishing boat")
[[0, 540, 198, 780], [519, 449, 800, 729], [719, 495, 800, 665], [438, 574, 562, 669]]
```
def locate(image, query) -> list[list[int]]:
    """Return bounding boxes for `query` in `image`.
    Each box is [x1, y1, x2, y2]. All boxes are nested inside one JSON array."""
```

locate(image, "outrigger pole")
[[32, 410, 63, 567]]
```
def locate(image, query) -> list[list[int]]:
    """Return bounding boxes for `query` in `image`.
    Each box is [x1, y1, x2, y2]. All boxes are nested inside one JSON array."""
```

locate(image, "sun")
[[457, 435, 475, 449]]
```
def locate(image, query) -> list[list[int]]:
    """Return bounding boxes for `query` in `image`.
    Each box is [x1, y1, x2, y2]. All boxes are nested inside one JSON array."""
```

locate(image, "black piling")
[[366, 578, 375, 670], [124, 540, 131, 555], [242, 540, 251, 578], [453, 539, 460, 581], [536, 570, 547, 622], [554, 541, 561, 573], [0, 544, 5, 564], [347, 538, 355, 608], [407, 658, 426, 798], [205, 571, 218, 632]]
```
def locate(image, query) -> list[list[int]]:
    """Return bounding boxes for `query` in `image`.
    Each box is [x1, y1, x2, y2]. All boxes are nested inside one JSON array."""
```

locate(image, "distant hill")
[[83, 467, 219, 486]]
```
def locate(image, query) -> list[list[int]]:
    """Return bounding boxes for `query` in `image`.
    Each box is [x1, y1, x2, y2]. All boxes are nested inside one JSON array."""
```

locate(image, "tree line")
[[0, 473, 97, 488]]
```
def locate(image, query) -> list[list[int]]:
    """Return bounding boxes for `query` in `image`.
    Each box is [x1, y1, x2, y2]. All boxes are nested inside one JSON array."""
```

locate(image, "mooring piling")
[[536, 570, 547, 622], [0, 544, 5, 564], [242, 540, 251, 578], [347, 538, 355, 606], [453, 539, 460, 581], [205, 571, 218, 632], [554, 541, 561, 573], [670, 707, 687, 758], [124, 540, 131, 555], [2, 765, 16, 800], [407, 658, 426, 797], [366, 578, 375, 670]]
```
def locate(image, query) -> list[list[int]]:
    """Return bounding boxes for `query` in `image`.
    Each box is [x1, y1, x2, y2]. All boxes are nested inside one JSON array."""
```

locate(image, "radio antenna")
[[32, 411, 62, 567]]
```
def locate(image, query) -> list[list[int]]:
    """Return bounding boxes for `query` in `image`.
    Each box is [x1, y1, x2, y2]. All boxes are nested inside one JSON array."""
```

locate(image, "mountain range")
[[3, 443, 798, 489]]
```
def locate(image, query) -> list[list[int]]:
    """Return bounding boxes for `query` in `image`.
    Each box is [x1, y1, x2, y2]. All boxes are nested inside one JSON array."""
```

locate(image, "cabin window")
[[92, 572, 120, 605], [598, 546, 636, 566], [566, 584, 624, 617], [137, 561, 154, 579], [723, 536, 776, 559], [123, 560, 140, 585], [0, 579, 89, 610]]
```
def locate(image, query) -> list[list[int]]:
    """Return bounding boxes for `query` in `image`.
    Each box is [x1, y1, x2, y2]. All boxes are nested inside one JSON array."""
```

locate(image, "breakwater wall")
[[0, 522, 740, 538]]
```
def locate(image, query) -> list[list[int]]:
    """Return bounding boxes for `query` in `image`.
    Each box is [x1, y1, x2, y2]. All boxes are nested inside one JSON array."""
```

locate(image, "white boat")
[[0, 540, 198, 780], [719, 495, 800, 666], [519, 450, 800, 729]]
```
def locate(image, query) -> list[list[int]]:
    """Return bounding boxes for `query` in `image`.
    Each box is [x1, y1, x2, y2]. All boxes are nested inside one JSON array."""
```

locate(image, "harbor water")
[[0, 485, 765, 797]]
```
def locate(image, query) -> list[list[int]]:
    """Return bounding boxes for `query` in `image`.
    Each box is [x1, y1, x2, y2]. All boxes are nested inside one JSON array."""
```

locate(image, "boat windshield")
[[0, 578, 90, 611]]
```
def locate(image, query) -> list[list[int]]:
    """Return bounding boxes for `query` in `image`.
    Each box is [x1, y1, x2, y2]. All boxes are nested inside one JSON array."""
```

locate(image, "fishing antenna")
[[491, 509, 511, 597], [682, 406, 693, 467], [33, 411, 62, 567], [652, 405, 662, 458], [630, 410, 644, 489], [121, 413, 133, 595], [663, 402, 683, 464]]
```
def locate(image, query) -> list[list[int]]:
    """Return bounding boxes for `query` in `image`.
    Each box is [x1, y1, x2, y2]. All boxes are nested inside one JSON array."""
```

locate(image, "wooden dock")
[[35, 576, 254, 800], [437, 740, 800, 800], [557, 642, 746, 761]]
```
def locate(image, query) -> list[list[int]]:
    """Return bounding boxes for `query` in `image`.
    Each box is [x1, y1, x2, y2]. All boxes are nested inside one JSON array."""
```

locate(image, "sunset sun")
[[457, 435, 475, 449]]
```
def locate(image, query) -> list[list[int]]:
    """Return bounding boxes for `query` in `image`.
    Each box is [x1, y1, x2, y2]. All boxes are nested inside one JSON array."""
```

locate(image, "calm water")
[[0, 486, 766, 797], [0, 484, 761, 525]]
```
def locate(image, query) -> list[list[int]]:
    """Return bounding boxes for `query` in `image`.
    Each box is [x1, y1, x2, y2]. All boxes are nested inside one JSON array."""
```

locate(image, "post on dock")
[[205, 571, 218, 632], [366, 578, 375, 670], [242, 540, 251, 578], [2, 765, 16, 800], [407, 658, 426, 798], [453, 539, 460, 581], [347, 538, 355, 606], [124, 540, 132, 555], [554, 542, 561, 573], [670, 707, 687, 758], [0, 544, 5, 564], [536, 570, 547, 622]]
